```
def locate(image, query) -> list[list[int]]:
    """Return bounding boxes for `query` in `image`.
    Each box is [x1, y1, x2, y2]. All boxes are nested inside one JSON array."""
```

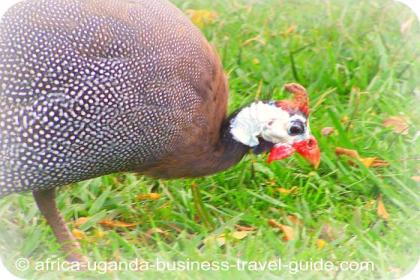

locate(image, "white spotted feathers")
[[0, 0, 213, 195]]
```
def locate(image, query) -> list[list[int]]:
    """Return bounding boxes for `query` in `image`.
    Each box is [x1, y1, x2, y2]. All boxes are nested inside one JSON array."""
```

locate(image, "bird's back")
[[0, 0, 228, 196]]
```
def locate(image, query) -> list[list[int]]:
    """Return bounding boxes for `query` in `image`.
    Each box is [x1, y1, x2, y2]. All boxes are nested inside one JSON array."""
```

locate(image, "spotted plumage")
[[0, 0, 228, 196], [0, 0, 321, 261]]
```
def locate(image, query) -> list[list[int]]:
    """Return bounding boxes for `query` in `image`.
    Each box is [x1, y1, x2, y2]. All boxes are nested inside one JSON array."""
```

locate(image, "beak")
[[292, 136, 321, 168]]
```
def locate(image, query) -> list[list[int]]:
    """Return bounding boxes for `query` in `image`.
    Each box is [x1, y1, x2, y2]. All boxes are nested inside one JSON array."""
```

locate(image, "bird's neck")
[[201, 101, 281, 175], [205, 113, 251, 174], [141, 105, 268, 179], [182, 103, 278, 177]]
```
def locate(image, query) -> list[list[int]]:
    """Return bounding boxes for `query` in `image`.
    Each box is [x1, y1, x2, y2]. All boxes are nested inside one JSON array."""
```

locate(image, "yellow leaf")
[[276, 188, 289, 194], [94, 229, 105, 239], [231, 231, 250, 240], [72, 229, 86, 240], [287, 215, 303, 226], [242, 35, 266, 46], [145, 228, 169, 239], [204, 231, 250, 247], [281, 24, 297, 36], [308, 171, 317, 177], [316, 239, 327, 249], [276, 186, 298, 195], [267, 180, 277, 186], [268, 219, 295, 241], [357, 157, 389, 168], [383, 116, 409, 135], [359, 157, 377, 167], [73, 217, 89, 228], [158, 201, 171, 209], [137, 193, 161, 200], [377, 195, 390, 220], [364, 199, 376, 209], [99, 219, 137, 228], [214, 235, 226, 247], [186, 9, 218, 28], [340, 115, 350, 124], [336, 147, 388, 168], [321, 127, 335, 136], [252, 58, 260, 65]]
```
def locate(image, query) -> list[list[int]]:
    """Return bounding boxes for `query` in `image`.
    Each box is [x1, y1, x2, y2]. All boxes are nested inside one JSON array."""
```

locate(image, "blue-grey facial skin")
[[288, 119, 306, 136]]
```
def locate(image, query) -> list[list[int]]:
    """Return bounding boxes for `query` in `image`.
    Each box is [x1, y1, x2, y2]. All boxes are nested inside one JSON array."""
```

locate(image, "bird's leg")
[[33, 188, 87, 263]]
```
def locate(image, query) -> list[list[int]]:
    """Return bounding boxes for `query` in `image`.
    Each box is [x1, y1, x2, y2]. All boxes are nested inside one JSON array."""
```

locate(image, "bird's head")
[[230, 83, 320, 168]]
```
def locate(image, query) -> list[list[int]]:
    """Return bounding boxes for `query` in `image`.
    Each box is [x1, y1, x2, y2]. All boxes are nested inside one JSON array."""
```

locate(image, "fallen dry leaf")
[[157, 201, 171, 209], [276, 186, 298, 195], [94, 229, 105, 239], [377, 194, 390, 220], [231, 231, 250, 240], [369, 159, 389, 167], [204, 231, 251, 247], [340, 115, 350, 124], [335, 147, 360, 158], [308, 171, 318, 177], [73, 217, 89, 228], [281, 24, 297, 36], [145, 228, 169, 239], [72, 229, 86, 240], [268, 219, 295, 241], [186, 9, 218, 28], [335, 147, 389, 168], [364, 199, 376, 209], [316, 239, 327, 249], [358, 157, 377, 167], [242, 35, 266, 46], [359, 157, 389, 168], [410, 176, 420, 183], [321, 127, 335, 136], [204, 235, 225, 247], [137, 193, 161, 200], [383, 116, 409, 135], [235, 224, 257, 231], [267, 180, 277, 186], [287, 215, 303, 226], [99, 219, 137, 228]]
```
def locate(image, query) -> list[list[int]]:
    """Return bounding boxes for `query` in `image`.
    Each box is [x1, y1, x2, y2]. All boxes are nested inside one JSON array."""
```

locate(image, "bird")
[[0, 0, 320, 262]]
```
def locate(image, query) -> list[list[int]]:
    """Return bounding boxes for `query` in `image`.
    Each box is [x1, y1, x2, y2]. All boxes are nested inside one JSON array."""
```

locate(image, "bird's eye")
[[288, 120, 305, 136]]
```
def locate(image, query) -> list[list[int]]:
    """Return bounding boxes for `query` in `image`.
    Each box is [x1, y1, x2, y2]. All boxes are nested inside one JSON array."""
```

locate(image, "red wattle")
[[267, 145, 296, 163]]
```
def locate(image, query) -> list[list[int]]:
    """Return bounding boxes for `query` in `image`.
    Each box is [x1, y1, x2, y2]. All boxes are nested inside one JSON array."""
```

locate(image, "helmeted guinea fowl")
[[0, 0, 320, 261]]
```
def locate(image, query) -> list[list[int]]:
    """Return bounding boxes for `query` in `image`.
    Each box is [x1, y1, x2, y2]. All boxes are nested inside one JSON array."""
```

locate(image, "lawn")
[[0, 0, 419, 279]]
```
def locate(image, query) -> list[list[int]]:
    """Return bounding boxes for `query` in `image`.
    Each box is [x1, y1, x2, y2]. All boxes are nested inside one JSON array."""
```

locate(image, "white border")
[[397, 0, 420, 19]]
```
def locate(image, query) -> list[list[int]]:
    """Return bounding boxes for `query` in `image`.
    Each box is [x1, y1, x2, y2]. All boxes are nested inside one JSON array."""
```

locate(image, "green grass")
[[1, 0, 419, 279]]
